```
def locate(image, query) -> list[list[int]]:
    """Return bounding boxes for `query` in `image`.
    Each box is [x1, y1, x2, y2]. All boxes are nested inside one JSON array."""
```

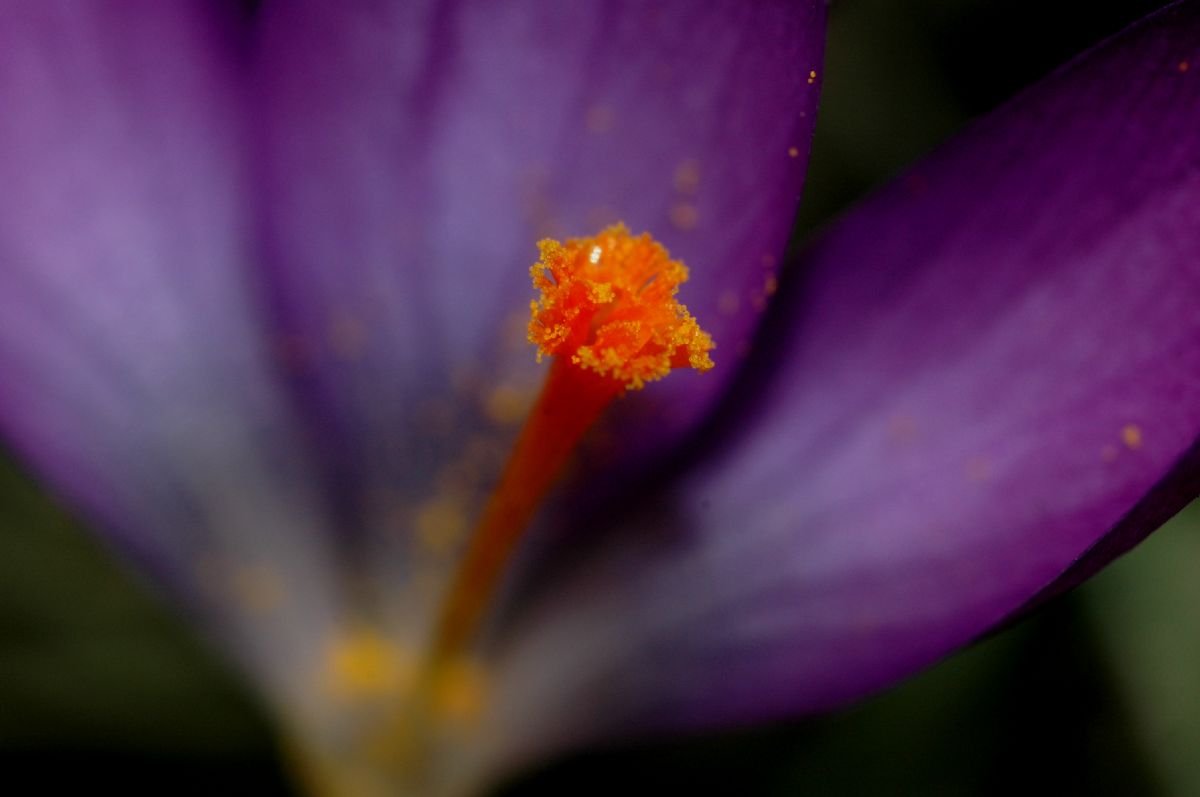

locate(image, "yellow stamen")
[[324, 629, 415, 702], [430, 223, 714, 661], [295, 227, 715, 793]]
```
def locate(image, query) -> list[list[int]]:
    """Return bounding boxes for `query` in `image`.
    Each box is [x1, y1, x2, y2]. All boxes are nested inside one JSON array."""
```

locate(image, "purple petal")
[[0, 1, 338, 699], [484, 0, 1200, 770], [253, 0, 826, 528]]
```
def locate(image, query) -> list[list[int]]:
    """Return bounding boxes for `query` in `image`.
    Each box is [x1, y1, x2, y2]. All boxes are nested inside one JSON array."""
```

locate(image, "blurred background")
[[1, 1, 1194, 795]]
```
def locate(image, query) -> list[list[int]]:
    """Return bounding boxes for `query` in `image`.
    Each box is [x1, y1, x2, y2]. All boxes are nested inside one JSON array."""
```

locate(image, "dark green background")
[[2, 2, 1193, 795]]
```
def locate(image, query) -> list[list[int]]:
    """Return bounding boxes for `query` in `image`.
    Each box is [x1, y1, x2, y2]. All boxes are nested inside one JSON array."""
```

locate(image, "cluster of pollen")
[[527, 223, 714, 389]]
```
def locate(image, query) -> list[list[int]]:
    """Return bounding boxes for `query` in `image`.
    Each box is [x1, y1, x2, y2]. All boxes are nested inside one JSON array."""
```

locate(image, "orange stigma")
[[430, 224, 714, 660], [529, 223, 714, 388]]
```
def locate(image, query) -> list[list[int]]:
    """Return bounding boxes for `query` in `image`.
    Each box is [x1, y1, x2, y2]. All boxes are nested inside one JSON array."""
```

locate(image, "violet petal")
[[486, 0, 1200, 769], [0, 1, 338, 700], [253, 0, 826, 518]]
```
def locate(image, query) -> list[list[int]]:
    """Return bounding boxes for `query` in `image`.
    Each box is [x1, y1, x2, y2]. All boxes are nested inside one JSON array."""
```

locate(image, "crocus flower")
[[1, 0, 1198, 794]]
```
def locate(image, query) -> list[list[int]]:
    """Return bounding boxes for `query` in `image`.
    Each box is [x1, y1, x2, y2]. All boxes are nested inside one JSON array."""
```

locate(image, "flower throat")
[[297, 226, 716, 795]]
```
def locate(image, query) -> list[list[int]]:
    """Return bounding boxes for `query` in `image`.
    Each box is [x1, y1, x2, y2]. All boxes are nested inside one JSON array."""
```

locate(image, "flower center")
[[430, 224, 713, 661], [298, 226, 715, 794]]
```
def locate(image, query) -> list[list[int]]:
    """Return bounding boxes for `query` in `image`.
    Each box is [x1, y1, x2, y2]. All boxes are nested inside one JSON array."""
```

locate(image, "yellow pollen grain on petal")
[[415, 495, 469, 555], [718, 290, 740, 316], [1122, 424, 1143, 449], [585, 103, 615, 134], [965, 456, 991, 482], [328, 308, 368, 360], [430, 657, 488, 730], [527, 223, 715, 389], [669, 202, 699, 230], [673, 159, 701, 195], [230, 564, 285, 616], [887, 414, 918, 445], [324, 629, 416, 702], [484, 383, 535, 426]]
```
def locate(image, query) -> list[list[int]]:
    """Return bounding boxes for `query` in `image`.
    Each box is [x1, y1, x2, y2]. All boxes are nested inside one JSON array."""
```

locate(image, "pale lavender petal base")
[[486, 0, 1200, 770]]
